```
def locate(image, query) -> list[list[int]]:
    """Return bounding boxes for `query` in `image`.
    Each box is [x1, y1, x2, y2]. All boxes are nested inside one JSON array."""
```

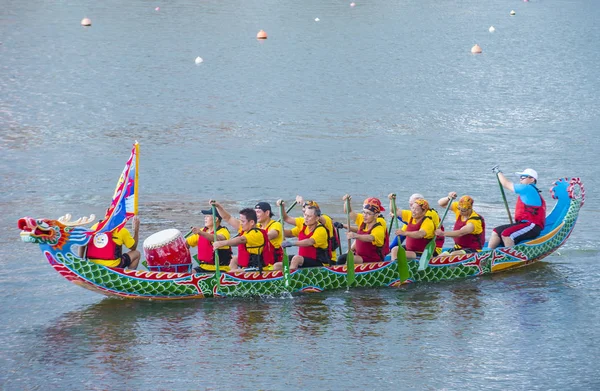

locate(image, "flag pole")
[[134, 141, 139, 215]]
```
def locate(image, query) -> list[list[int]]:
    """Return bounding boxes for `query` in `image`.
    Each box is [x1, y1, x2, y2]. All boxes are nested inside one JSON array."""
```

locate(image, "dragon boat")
[[18, 145, 585, 300]]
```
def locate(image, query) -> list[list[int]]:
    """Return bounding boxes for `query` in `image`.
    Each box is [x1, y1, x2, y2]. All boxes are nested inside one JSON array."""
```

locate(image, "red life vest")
[[404, 216, 432, 253], [86, 230, 122, 260], [197, 226, 231, 264], [355, 222, 390, 262], [263, 221, 282, 264], [453, 214, 485, 251], [237, 228, 275, 268], [515, 188, 546, 229], [298, 224, 330, 263]]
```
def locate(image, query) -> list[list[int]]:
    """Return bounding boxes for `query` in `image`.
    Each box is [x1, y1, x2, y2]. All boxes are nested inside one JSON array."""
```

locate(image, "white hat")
[[516, 168, 538, 180]]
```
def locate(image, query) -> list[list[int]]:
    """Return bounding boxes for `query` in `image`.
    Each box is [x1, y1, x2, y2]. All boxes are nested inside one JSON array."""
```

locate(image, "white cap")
[[516, 168, 538, 180], [409, 193, 424, 203]]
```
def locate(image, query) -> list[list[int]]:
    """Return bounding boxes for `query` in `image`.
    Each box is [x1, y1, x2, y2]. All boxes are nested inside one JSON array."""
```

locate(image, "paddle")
[[279, 203, 291, 288], [418, 201, 452, 271], [212, 204, 221, 291], [345, 197, 355, 287], [492, 165, 514, 224], [390, 195, 409, 282], [286, 201, 298, 214]]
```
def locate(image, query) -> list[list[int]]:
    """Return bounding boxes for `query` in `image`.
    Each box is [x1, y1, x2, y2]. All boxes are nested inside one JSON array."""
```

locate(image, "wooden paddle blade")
[[397, 246, 410, 282], [418, 240, 436, 271], [346, 251, 355, 287]]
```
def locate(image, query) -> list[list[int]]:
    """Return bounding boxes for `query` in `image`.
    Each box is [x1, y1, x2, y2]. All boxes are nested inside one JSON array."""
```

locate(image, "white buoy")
[[315, 17, 320, 22], [350, 2, 356, 7], [510, 10, 516, 15], [155, 7, 160, 11], [489, 26, 495, 33], [195, 56, 203, 64], [81, 17, 92, 26]]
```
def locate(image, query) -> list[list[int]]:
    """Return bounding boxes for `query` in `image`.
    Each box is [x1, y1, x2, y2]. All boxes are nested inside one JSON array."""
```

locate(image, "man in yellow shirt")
[[275, 206, 330, 270], [87, 216, 140, 269], [254, 202, 283, 265], [212, 202, 267, 272], [278, 196, 337, 263]]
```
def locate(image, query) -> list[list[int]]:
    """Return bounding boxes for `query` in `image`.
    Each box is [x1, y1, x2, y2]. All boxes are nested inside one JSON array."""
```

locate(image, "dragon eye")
[[39, 221, 50, 229]]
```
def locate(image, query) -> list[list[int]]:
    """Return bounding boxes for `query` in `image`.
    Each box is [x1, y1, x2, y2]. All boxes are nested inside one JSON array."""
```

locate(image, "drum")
[[143, 229, 192, 273]]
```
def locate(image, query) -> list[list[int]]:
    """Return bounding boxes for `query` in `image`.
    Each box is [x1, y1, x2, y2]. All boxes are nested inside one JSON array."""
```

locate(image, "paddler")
[[254, 202, 284, 267], [186, 209, 232, 272], [388, 193, 445, 255], [211, 201, 269, 272], [335, 196, 389, 264], [279, 196, 339, 264], [274, 205, 330, 270], [389, 199, 438, 260], [435, 193, 485, 255]]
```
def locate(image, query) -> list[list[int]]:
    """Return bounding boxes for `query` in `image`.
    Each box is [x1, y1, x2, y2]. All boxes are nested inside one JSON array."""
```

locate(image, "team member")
[[211, 202, 268, 272], [274, 206, 330, 270], [279, 196, 338, 263], [187, 209, 231, 272], [435, 193, 485, 254], [388, 193, 445, 251], [87, 216, 141, 270], [489, 167, 546, 249], [337, 196, 389, 264], [390, 199, 437, 260], [254, 202, 283, 266]]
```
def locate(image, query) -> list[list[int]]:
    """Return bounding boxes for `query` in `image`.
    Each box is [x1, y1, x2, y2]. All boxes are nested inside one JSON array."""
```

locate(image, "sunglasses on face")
[[520, 175, 532, 180]]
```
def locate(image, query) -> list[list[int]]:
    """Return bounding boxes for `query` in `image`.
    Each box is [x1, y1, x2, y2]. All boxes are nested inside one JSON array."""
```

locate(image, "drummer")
[[186, 209, 232, 273], [211, 201, 268, 272]]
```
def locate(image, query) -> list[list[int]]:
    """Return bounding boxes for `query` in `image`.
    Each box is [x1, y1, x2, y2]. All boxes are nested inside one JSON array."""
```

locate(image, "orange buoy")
[[256, 30, 268, 39], [81, 17, 92, 26], [471, 44, 482, 54]]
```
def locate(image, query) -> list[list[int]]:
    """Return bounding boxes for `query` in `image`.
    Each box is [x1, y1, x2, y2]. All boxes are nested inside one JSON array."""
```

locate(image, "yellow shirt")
[[400, 209, 440, 228], [239, 227, 265, 255], [295, 215, 335, 259], [401, 216, 436, 240], [291, 224, 329, 249], [354, 213, 387, 247], [450, 202, 483, 235], [88, 227, 135, 267], [257, 220, 283, 249], [186, 226, 231, 249]]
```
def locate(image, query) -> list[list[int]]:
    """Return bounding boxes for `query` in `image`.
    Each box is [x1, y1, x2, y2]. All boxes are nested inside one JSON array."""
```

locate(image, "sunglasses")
[[520, 175, 532, 180]]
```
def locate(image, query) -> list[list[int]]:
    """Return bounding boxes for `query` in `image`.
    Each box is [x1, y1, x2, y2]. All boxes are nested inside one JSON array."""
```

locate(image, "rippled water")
[[2, 0, 599, 389]]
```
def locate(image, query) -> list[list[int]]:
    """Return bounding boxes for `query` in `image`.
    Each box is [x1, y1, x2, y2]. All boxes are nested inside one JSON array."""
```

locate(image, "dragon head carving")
[[18, 214, 95, 250]]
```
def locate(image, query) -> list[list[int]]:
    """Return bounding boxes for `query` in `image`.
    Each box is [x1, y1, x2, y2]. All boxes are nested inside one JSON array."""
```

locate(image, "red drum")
[[143, 229, 191, 273]]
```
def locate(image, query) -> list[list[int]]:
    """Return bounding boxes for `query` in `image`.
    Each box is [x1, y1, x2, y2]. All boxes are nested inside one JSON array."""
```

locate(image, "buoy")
[[195, 56, 203, 64], [471, 44, 482, 54], [350, 2, 356, 7], [489, 26, 495, 33], [510, 10, 516, 15], [81, 17, 92, 26], [257, 30, 268, 39], [315, 17, 320, 22], [155, 7, 160, 11]]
